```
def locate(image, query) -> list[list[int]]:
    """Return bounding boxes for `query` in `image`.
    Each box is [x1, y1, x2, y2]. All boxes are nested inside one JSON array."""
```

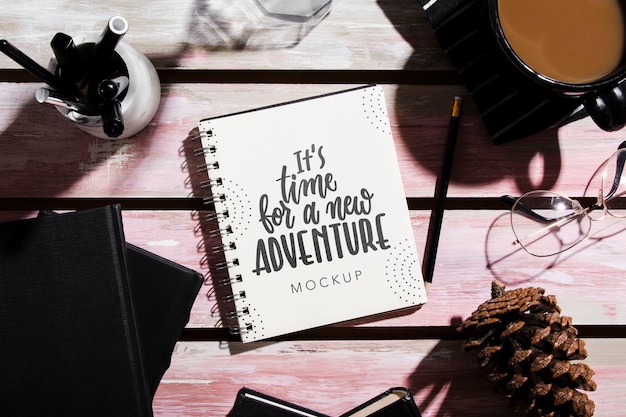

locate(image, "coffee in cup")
[[490, 0, 626, 131]]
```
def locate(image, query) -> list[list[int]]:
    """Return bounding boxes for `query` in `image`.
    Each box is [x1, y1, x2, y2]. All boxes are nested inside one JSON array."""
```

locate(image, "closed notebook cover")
[[0, 205, 153, 416], [228, 387, 330, 417], [339, 387, 422, 417], [37, 210, 204, 396], [125, 242, 203, 395]]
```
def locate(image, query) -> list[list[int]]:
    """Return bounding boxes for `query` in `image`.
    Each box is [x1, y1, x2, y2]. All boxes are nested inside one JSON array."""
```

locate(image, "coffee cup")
[[489, 0, 626, 131]]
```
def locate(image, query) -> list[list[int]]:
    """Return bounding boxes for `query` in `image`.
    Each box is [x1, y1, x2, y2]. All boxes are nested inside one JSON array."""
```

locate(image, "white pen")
[[35, 87, 98, 115]]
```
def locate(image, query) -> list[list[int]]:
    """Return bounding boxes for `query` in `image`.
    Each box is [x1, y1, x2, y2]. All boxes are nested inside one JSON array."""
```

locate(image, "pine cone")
[[458, 281, 596, 417]]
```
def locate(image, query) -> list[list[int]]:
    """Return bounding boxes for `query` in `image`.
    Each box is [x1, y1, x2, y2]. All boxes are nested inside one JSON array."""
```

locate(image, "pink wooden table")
[[1, 1, 625, 415]]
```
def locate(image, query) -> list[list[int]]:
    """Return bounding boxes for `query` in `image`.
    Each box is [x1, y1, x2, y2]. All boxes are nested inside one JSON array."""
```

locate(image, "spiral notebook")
[[197, 85, 427, 343]]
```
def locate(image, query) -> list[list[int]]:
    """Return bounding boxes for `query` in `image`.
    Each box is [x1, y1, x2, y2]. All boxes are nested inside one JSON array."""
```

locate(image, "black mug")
[[488, 0, 626, 132]]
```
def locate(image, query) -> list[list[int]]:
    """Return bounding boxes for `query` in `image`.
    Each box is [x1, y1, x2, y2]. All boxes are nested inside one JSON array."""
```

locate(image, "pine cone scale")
[[459, 281, 597, 417]]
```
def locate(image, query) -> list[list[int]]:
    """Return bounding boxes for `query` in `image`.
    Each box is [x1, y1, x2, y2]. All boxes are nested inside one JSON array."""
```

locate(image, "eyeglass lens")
[[511, 190, 591, 257], [601, 148, 626, 217]]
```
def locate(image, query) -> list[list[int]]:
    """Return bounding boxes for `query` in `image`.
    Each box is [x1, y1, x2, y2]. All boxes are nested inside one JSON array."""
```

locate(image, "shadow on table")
[[376, 0, 567, 193], [484, 207, 626, 287], [0, 0, 333, 205], [406, 317, 514, 416], [0, 97, 161, 204], [484, 150, 626, 285]]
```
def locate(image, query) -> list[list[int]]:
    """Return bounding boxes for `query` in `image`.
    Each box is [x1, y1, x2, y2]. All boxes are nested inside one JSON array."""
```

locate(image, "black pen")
[[97, 76, 129, 100], [80, 16, 128, 90], [98, 78, 124, 138], [0, 39, 66, 91], [422, 96, 463, 287], [100, 99, 124, 138], [50, 32, 83, 83]]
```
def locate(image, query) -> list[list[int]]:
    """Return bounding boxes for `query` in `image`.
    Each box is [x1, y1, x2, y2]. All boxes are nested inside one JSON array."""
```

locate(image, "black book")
[[0, 205, 153, 416], [37, 210, 204, 396], [125, 242, 203, 395], [228, 387, 330, 417], [228, 387, 422, 417], [339, 387, 422, 417]]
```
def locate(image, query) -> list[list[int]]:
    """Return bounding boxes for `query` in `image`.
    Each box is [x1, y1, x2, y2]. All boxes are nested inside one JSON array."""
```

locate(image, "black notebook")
[[37, 210, 204, 396], [228, 387, 422, 417], [125, 242, 203, 395], [228, 387, 330, 417], [0, 205, 153, 416], [339, 387, 422, 417]]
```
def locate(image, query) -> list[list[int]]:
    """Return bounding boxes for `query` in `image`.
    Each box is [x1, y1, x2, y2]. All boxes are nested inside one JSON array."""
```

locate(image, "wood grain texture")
[[1, 83, 624, 199], [122, 208, 626, 328], [3, 1, 626, 416], [153, 339, 626, 417], [1, 53, 624, 325], [0, 0, 446, 72], [3, 207, 624, 331]]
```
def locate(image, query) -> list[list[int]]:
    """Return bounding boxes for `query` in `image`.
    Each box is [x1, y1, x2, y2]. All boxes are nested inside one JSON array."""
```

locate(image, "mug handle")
[[583, 80, 626, 131]]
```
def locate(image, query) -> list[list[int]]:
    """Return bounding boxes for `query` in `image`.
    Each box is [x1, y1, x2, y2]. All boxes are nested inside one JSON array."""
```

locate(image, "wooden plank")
[[3, 1, 625, 415], [3, 209, 624, 329], [0, 0, 448, 72], [0, 83, 439, 199], [153, 338, 626, 417], [109, 208, 626, 328], [427, 210, 626, 327], [1, 82, 624, 200]]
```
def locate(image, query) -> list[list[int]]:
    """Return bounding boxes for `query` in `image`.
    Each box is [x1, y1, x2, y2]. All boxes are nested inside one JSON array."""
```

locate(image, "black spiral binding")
[[194, 127, 253, 337]]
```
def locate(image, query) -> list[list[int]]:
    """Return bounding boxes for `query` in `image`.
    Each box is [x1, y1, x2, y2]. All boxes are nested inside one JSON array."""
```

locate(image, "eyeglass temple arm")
[[500, 142, 626, 223], [604, 140, 626, 200], [500, 194, 556, 223]]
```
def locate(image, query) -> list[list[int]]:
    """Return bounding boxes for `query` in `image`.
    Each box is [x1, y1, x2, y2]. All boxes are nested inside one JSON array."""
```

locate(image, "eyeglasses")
[[501, 142, 626, 257]]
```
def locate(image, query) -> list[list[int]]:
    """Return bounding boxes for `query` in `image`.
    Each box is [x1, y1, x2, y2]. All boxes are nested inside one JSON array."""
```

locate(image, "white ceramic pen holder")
[[47, 34, 161, 140]]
